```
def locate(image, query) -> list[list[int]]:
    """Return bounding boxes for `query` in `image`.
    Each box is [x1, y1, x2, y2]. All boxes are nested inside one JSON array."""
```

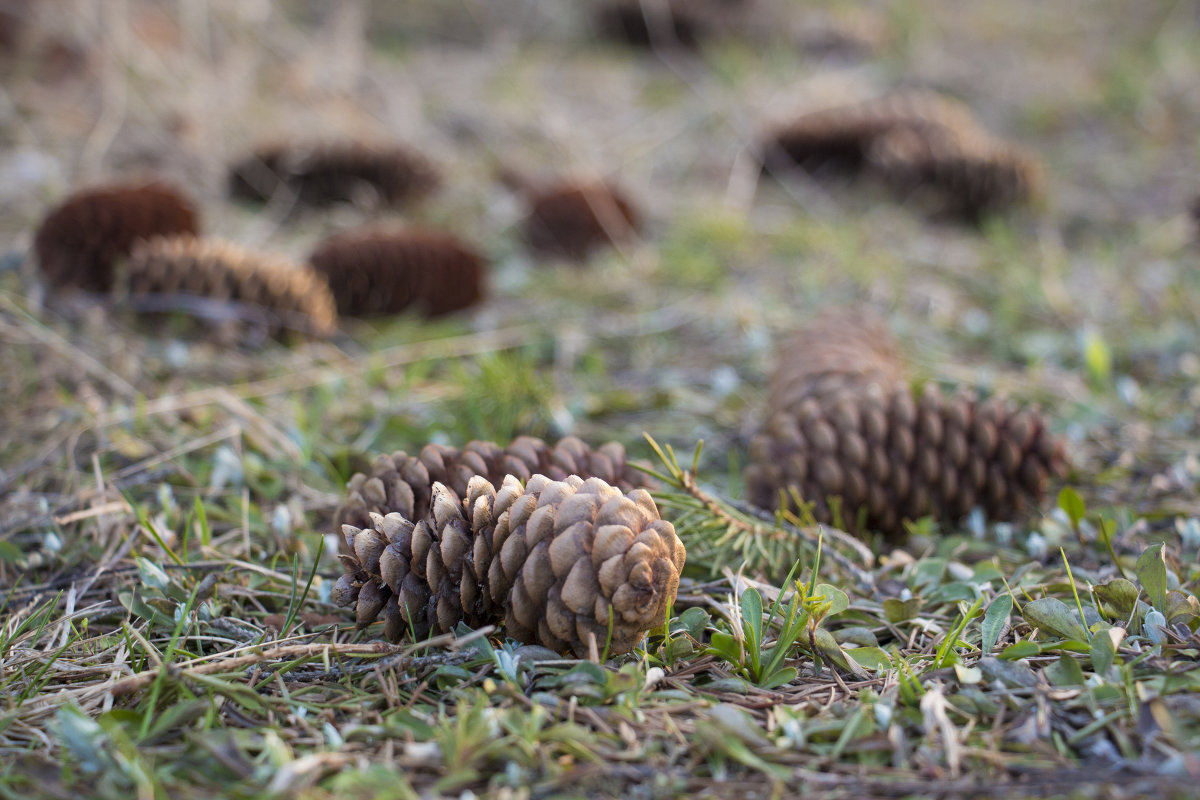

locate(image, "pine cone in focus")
[[228, 140, 438, 210], [307, 228, 486, 318], [335, 435, 652, 536], [868, 124, 1043, 218], [335, 473, 685, 656], [123, 236, 337, 337], [522, 180, 641, 262], [762, 91, 979, 177], [745, 384, 1067, 539], [34, 182, 199, 293]]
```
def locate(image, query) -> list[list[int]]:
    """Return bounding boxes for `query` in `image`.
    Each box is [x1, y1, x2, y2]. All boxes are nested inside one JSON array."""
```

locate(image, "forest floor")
[[1, 1, 1199, 798]]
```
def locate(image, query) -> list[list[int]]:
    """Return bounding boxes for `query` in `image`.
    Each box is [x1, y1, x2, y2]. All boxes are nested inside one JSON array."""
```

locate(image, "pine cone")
[[228, 140, 438, 210], [592, 0, 743, 49], [307, 228, 486, 318], [34, 182, 199, 293], [745, 384, 1067, 538], [335, 435, 652, 535], [0, 0, 32, 51], [868, 124, 1042, 217], [335, 473, 685, 657], [123, 236, 338, 337], [522, 180, 640, 262], [762, 91, 979, 176], [767, 312, 906, 409]]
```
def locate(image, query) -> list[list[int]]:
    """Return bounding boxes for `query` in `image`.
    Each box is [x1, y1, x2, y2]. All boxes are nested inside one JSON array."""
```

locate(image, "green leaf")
[[1095, 578, 1141, 621], [55, 708, 109, 774], [707, 631, 743, 665], [1057, 488, 1086, 527], [911, 558, 949, 590], [981, 654, 1038, 685], [740, 587, 763, 671], [1165, 590, 1200, 625], [1023, 597, 1089, 641], [0, 541, 23, 564], [842, 646, 892, 671], [981, 595, 1013, 654], [810, 627, 869, 679], [835, 627, 878, 648], [926, 581, 979, 604], [673, 606, 710, 639], [814, 583, 849, 618], [136, 558, 172, 592], [117, 589, 176, 629], [1136, 544, 1168, 613], [1045, 654, 1085, 686], [758, 667, 799, 690], [883, 597, 921, 624], [1081, 327, 1112, 388], [1089, 625, 1123, 677], [1000, 640, 1041, 660], [559, 662, 606, 687]]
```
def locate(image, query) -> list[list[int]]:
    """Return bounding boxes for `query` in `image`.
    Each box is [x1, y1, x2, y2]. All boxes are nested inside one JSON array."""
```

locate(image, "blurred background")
[[3, 0, 1200, 515]]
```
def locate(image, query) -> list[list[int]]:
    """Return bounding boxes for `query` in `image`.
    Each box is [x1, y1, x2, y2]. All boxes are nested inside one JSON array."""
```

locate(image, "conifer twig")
[[641, 435, 875, 593]]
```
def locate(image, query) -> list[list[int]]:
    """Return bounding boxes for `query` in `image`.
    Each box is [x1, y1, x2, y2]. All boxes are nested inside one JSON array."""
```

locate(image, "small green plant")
[[706, 547, 852, 689]]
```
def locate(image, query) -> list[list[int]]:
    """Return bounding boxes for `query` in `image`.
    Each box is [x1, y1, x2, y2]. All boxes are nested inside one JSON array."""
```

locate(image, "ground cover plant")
[[2, 1, 1199, 798]]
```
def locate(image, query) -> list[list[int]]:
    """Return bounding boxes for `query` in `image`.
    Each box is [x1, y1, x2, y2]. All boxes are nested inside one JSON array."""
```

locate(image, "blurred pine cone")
[[521, 179, 640, 261], [335, 435, 652, 535], [593, 0, 742, 49], [745, 316, 1067, 538], [228, 140, 438, 210], [763, 91, 1042, 216], [307, 228, 486, 317], [0, 0, 32, 51], [34, 182, 199, 293], [868, 125, 1043, 218], [767, 313, 907, 407], [335, 473, 685, 656], [123, 236, 337, 337], [763, 91, 978, 176]]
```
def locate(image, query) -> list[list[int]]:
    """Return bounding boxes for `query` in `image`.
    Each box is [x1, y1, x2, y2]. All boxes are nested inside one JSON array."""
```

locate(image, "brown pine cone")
[[868, 124, 1043, 217], [123, 236, 338, 337], [228, 140, 438, 210], [767, 312, 906, 410], [34, 181, 199, 293], [335, 473, 685, 657], [334, 435, 652, 536], [307, 228, 486, 318], [592, 0, 748, 49], [762, 91, 980, 176], [0, 0, 32, 51], [522, 180, 640, 262], [745, 383, 1067, 539]]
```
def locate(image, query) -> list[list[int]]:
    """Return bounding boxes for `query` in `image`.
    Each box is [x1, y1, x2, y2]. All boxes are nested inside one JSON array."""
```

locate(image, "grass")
[[3, 0, 1200, 798]]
